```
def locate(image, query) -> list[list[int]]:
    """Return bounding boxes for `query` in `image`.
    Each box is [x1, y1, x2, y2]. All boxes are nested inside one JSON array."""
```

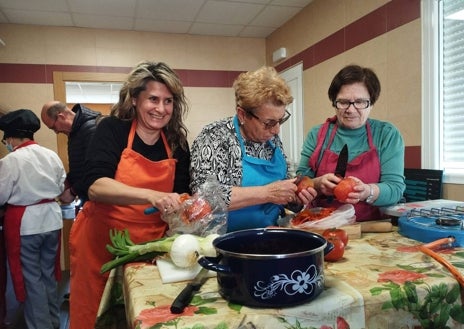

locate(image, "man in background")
[[41, 101, 102, 204]]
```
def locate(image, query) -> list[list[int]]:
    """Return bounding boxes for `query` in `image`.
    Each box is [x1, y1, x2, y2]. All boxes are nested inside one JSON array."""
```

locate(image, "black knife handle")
[[170, 284, 196, 314]]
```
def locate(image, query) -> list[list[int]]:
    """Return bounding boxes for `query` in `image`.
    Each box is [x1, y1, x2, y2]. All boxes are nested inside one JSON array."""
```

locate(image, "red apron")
[[309, 116, 382, 221], [69, 120, 176, 329], [0, 213, 6, 323], [3, 140, 61, 302]]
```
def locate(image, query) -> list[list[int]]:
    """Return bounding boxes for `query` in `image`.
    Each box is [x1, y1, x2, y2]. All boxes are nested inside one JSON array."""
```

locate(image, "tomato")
[[333, 177, 357, 202], [180, 196, 212, 223], [324, 236, 345, 262], [296, 176, 314, 194], [322, 227, 349, 246], [179, 193, 191, 202]]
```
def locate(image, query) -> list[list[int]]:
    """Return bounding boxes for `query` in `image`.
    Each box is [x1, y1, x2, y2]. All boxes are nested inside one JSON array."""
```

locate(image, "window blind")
[[442, 0, 464, 168]]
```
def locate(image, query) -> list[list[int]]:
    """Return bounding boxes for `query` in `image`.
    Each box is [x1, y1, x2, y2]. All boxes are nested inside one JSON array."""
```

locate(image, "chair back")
[[403, 168, 443, 202]]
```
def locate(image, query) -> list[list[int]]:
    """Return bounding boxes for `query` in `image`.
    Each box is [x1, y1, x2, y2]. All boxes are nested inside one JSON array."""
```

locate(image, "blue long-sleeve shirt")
[[296, 118, 405, 206]]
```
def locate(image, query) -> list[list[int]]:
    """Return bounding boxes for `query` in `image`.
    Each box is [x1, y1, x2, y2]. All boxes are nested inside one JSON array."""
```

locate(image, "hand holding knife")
[[334, 144, 348, 178], [324, 144, 348, 203]]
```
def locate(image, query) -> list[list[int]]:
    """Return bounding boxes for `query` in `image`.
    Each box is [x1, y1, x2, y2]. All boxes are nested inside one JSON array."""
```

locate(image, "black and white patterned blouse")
[[189, 116, 289, 206]]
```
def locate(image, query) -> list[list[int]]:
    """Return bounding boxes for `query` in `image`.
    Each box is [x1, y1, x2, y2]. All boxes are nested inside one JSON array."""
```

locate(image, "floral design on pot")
[[254, 264, 324, 300]]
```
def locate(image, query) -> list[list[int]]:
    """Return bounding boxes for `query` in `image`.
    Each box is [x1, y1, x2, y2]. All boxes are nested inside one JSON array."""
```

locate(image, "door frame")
[[52, 71, 127, 169], [279, 63, 304, 175]]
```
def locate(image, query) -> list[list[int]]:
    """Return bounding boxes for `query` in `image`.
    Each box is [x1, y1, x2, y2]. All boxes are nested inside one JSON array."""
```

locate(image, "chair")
[[402, 168, 443, 202]]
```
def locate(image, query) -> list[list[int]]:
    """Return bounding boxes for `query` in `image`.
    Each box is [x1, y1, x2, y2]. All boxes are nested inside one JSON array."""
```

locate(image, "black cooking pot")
[[198, 228, 332, 308]]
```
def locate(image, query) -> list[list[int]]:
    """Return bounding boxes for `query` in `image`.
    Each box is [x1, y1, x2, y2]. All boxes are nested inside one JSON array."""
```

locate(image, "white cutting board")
[[157, 258, 216, 284]]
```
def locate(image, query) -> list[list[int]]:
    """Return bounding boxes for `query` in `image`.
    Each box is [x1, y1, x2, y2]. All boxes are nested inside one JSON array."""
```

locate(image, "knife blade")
[[334, 144, 348, 178], [170, 267, 209, 314]]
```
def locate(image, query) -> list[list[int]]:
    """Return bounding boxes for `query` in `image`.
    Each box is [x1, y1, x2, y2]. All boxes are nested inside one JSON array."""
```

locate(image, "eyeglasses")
[[333, 99, 371, 110], [246, 109, 291, 130], [50, 115, 59, 131]]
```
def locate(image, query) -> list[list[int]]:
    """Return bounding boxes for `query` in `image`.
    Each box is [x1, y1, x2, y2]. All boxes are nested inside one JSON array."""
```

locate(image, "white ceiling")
[[0, 0, 313, 38]]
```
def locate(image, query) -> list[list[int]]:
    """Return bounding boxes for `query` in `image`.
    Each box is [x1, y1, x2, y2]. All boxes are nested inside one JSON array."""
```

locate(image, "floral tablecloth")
[[100, 229, 464, 329]]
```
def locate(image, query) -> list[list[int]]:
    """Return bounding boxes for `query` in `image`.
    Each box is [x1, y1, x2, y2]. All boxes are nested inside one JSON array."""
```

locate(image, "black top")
[[82, 116, 191, 195], [67, 104, 101, 199]]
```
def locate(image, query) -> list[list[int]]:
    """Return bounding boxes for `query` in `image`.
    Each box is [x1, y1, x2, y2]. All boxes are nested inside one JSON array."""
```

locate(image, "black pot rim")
[[213, 227, 327, 260]]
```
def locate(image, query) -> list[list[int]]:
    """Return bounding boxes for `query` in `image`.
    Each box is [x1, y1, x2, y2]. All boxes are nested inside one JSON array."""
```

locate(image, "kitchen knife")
[[170, 266, 209, 314], [334, 144, 348, 178]]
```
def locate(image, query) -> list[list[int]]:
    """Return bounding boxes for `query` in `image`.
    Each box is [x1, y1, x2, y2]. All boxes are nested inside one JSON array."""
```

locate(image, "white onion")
[[169, 234, 200, 268]]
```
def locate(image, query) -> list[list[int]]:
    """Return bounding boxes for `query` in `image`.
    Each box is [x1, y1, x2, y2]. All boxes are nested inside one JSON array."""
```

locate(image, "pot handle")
[[197, 255, 231, 274], [324, 242, 334, 255]]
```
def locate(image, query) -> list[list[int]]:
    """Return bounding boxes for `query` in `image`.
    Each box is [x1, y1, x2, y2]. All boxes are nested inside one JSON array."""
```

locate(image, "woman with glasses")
[[297, 64, 405, 221], [190, 66, 317, 232]]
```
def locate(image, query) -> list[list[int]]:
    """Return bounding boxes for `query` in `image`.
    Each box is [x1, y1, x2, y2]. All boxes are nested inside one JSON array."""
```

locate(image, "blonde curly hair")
[[233, 66, 293, 110]]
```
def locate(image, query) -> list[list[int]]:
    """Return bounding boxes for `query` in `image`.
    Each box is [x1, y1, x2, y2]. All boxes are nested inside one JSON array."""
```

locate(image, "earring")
[[240, 122, 244, 126]]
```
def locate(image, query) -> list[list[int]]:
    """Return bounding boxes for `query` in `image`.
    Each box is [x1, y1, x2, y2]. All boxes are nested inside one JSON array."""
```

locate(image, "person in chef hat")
[[0, 109, 66, 329]]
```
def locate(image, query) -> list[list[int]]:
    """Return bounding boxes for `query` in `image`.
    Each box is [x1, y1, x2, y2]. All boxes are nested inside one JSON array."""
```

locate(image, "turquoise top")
[[297, 118, 405, 206]]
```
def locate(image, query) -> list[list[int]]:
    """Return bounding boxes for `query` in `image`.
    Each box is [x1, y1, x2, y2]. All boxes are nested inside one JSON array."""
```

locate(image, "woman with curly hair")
[[190, 66, 317, 232], [69, 61, 191, 328]]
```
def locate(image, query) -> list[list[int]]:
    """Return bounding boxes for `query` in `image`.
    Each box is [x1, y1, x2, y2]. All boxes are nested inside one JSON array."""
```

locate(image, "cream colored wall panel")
[[0, 83, 58, 152], [267, 0, 345, 65], [180, 36, 265, 70], [93, 30, 265, 70], [0, 25, 48, 63], [95, 29, 153, 50], [44, 28, 98, 51], [96, 47, 146, 68], [345, 0, 389, 23], [184, 87, 235, 143], [51, 46, 97, 66], [0, 24, 265, 70], [41, 28, 98, 65], [385, 21, 421, 146], [266, 0, 390, 66], [94, 30, 266, 70], [307, 0, 346, 44], [302, 57, 346, 133], [94, 30, 175, 67]]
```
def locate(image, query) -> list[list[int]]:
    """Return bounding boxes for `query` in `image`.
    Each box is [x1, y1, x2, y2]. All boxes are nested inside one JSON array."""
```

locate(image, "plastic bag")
[[289, 204, 356, 230], [162, 176, 228, 237]]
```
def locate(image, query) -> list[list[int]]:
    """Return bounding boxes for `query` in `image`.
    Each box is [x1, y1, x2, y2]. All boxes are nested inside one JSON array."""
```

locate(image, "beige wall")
[[266, 0, 420, 145], [265, 0, 462, 201], [0, 23, 264, 150]]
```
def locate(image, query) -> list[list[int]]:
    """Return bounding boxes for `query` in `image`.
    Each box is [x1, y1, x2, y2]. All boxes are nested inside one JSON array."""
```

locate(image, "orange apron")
[[69, 120, 176, 329]]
